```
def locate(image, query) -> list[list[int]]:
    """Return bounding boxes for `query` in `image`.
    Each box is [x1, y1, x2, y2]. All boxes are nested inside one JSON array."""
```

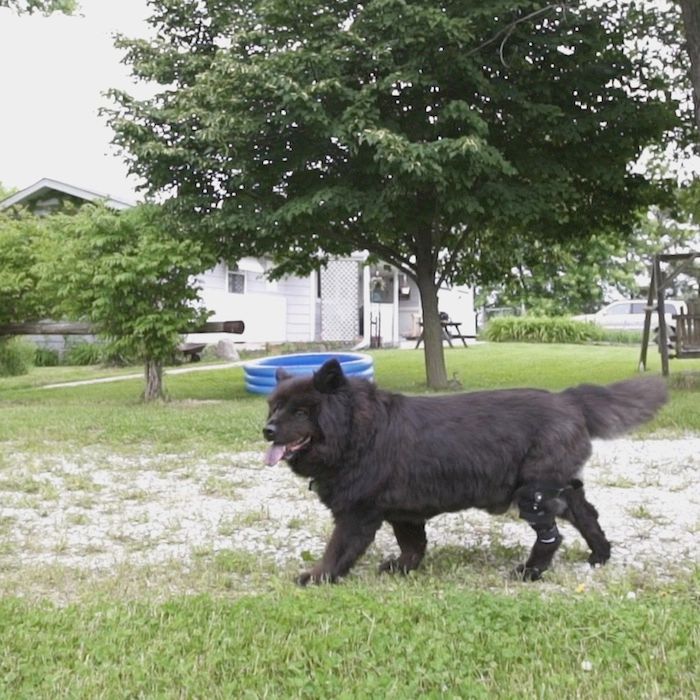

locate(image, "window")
[[227, 266, 245, 294], [369, 265, 394, 304]]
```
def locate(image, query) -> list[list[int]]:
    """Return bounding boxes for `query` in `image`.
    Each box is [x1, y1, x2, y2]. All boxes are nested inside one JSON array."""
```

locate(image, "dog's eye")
[[295, 408, 308, 417]]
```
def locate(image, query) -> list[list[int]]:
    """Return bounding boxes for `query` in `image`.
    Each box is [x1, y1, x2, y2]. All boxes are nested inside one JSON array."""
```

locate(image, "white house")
[[1, 178, 476, 347]]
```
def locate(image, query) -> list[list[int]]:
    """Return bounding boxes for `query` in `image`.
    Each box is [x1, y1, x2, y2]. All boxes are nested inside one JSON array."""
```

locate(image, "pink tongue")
[[265, 444, 286, 466]]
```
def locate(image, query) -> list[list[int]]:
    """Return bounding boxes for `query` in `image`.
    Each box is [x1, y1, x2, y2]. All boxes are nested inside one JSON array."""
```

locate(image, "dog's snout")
[[263, 422, 276, 441]]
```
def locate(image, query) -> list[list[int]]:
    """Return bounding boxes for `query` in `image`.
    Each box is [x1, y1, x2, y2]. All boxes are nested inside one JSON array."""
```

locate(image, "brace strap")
[[531, 522, 561, 545]]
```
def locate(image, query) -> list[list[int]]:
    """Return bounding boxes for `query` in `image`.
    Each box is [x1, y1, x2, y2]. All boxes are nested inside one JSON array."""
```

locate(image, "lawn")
[[1, 580, 698, 698], [0, 343, 698, 698], [1, 343, 699, 453]]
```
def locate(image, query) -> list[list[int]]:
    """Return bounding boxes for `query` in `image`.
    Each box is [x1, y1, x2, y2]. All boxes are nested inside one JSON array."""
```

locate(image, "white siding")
[[195, 260, 315, 344], [278, 274, 315, 342]]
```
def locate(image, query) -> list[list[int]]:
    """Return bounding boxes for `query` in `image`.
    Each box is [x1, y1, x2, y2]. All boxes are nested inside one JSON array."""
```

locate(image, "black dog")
[[263, 359, 667, 583]]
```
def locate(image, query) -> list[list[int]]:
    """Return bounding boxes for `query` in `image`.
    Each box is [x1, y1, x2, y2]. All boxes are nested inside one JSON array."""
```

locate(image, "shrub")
[[63, 341, 103, 366], [34, 347, 61, 367], [482, 316, 606, 344], [0, 338, 36, 376]]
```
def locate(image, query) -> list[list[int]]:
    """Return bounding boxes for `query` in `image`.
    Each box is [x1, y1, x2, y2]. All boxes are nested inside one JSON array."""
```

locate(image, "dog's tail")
[[563, 377, 668, 439]]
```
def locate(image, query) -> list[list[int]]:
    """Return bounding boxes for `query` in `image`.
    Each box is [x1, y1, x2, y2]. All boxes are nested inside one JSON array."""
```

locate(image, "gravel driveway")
[[1, 437, 698, 589]]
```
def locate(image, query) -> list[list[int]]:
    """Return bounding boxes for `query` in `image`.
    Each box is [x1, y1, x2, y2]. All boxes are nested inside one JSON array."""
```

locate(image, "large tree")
[[107, 0, 679, 388]]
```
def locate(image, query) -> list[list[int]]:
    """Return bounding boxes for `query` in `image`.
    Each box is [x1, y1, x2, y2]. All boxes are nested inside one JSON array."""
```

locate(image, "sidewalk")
[[41, 360, 245, 389]]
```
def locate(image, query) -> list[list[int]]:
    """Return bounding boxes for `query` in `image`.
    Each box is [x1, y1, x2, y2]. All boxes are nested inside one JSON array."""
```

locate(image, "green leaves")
[[0, 0, 75, 14], [106, 0, 680, 266], [36, 204, 212, 370], [0, 212, 48, 325], [482, 316, 606, 344]]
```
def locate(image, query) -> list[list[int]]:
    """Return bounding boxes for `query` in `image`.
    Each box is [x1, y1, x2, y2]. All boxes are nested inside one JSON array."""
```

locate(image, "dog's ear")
[[313, 358, 346, 393], [276, 367, 293, 383]]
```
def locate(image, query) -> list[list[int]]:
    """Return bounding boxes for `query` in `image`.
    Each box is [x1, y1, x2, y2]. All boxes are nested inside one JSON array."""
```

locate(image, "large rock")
[[215, 338, 240, 361]]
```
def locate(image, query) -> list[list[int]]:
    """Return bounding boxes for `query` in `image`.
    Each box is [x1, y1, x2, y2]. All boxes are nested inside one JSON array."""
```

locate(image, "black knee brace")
[[517, 483, 566, 544], [529, 521, 561, 545]]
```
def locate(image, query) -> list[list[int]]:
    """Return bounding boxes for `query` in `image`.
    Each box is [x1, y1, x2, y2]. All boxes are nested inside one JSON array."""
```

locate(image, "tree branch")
[[437, 226, 472, 288], [465, 3, 570, 66]]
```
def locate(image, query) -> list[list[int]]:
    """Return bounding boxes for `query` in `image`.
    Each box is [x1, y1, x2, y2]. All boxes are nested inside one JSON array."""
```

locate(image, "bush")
[[0, 338, 36, 376], [63, 342, 103, 366], [34, 347, 61, 367], [482, 316, 606, 344]]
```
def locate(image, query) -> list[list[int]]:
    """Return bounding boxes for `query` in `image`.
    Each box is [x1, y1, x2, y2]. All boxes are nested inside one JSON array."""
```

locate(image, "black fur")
[[263, 359, 668, 584]]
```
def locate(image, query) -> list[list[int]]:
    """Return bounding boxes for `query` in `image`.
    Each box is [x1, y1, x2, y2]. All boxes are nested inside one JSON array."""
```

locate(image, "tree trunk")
[[415, 265, 448, 390], [143, 359, 166, 402], [679, 0, 700, 133]]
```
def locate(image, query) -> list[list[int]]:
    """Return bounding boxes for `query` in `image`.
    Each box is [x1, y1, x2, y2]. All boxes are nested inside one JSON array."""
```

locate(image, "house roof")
[[0, 177, 135, 211]]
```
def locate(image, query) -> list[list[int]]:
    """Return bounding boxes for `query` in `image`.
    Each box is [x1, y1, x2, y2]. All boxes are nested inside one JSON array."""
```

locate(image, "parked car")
[[573, 299, 687, 332]]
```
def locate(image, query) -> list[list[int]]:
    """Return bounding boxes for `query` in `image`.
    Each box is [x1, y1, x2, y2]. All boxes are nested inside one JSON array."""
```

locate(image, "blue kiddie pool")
[[243, 352, 374, 395]]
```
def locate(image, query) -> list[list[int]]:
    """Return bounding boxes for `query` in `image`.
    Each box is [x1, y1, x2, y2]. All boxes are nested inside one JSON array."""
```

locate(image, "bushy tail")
[[563, 377, 668, 439]]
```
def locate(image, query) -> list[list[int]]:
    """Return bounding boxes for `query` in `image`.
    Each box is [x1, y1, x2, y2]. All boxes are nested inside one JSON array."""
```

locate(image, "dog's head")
[[262, 358, 347, 468]]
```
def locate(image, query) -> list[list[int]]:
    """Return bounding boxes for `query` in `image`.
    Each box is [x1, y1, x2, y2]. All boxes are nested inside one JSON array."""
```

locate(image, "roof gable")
[[0, 177, 134, 212]]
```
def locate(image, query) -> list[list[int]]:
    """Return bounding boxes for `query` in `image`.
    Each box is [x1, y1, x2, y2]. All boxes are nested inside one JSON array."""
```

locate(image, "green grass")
[[0, 579, 698, 699], [1, 343, 699, 698], [0, 344, 698, 453]]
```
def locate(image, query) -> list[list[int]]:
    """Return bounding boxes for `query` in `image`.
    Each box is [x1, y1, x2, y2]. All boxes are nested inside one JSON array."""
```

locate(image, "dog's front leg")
[[297, 513, 381, 585]]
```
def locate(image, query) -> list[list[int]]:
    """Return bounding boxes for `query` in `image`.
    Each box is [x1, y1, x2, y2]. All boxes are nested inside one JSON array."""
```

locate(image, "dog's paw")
[[378, 557, 405, 575], [296, 568, 335, 586], [378, 554, 422, 575], [513, 564, 544, 582], [588, 549, 611, 567]]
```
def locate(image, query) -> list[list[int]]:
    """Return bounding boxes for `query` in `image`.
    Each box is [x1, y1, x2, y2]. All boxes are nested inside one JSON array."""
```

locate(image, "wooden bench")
[[673, 311, 700, 359]]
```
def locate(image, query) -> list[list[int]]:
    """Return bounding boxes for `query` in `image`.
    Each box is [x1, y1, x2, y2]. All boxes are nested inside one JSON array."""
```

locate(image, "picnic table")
[[414, 320, 471, 348]]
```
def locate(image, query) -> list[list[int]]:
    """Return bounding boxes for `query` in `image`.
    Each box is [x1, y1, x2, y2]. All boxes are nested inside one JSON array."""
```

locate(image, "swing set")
[[638, 252, 700, 376]]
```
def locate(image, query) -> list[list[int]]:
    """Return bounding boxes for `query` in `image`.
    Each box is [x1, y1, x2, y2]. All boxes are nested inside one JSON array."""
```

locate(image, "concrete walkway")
[[41, 360, 245, 389]]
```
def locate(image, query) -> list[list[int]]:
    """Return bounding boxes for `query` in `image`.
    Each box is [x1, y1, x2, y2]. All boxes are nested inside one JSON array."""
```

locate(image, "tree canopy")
[[0, 211, 47, 326], [107, 0, 681, 387], [0, 0, 75, 14], [478, 197, 700, 316]]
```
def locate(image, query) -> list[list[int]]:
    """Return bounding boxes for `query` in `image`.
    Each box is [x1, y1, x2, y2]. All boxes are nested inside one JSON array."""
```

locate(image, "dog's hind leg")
[[561, 480, 611, 566], [515, 483, 565, 581], [378, 520, 427, 575], [515, 521, 564, 581]]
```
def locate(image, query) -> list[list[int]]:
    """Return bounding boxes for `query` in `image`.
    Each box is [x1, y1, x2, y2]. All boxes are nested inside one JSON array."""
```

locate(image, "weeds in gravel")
[[627, 504, 667, 524]]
